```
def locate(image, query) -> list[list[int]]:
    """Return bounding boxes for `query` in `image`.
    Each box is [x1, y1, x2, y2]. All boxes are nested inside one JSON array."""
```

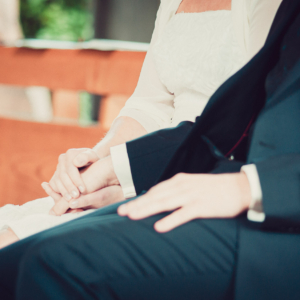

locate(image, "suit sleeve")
[[126, 122, 193, 195], [255, 153, 300, 230]]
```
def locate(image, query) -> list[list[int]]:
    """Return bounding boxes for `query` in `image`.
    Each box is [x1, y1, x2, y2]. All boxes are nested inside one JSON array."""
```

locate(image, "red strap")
[[225, 116, 255, 157]]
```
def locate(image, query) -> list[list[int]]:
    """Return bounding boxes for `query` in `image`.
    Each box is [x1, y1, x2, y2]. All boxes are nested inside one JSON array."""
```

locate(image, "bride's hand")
[[44, 156, 121, 215], [42, 182, 83, 215], [48, 186, 124, 216], [48, 148, 100, 201]]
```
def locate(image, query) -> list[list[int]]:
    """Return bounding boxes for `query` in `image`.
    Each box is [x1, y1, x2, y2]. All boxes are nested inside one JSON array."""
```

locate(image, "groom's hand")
[[48, 148, 100, 201], [79, 156, 120, 193], [118, 172, 252, 232]]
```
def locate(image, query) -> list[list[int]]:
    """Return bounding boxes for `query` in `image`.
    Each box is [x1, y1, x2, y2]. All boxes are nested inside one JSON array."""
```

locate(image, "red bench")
[[0, 44, 146, 206]]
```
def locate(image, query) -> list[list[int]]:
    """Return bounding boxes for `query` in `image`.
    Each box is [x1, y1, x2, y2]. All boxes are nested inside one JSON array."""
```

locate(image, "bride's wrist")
[[93, 142, 114, 160], [80, 156, 119, 193]]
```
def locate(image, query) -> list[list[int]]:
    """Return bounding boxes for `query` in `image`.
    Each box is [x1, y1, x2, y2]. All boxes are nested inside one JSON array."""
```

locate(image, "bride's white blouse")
[[153, 10, 244, 127], [117, 0, 282, 132]]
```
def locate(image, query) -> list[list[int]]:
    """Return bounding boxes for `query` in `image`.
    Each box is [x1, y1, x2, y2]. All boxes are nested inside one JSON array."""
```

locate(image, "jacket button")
[[228, 155, 235, 161]]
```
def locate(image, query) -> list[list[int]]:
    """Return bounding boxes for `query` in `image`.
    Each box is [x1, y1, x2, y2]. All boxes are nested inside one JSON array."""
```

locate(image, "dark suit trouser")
[[0, 198, 241, 300], [0, 119, 246, 300], [0, 121, 244, 300]]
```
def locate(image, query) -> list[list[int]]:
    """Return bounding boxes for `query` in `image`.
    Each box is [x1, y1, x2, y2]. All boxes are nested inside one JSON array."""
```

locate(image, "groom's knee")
[[19, 236, 64, 274], [15, 236, 81, 298]]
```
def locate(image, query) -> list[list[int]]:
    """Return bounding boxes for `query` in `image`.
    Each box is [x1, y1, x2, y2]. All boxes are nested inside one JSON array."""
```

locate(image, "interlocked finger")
[[53, 179, 69, 200], [48, 172, 60, 194], [41, 182, 62, 203], [49, 198, 70, 216], [73, 149, 100, 168], [49, 148, 94, 200], [70, 186, 124, 210], [58, 172, 80, 200], [65, 163, 86, 194]]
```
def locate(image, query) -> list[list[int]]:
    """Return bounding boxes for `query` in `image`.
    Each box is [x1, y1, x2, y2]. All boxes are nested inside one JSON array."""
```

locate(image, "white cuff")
[[241, 164, 266, 222], [110, 144, 137, 199]]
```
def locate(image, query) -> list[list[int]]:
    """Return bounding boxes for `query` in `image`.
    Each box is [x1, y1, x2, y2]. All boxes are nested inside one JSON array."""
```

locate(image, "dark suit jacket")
[[125, 0, 300, 298]]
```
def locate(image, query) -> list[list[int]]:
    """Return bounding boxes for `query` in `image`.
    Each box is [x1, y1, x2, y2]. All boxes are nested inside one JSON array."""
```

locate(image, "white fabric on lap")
[[0, 197, 95, 239], [0, 197, 55, 230]]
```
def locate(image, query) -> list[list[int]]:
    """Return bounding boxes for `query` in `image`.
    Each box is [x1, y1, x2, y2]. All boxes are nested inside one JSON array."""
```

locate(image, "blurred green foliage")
[[20, 0, 94, 41]]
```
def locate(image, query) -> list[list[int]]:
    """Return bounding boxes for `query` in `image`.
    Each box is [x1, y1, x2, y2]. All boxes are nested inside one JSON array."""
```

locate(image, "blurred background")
[[0, 0, 160, 128]]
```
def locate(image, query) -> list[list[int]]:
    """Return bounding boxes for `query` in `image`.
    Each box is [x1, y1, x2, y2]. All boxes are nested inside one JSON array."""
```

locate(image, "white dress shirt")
[[242, 164, 265, 222]]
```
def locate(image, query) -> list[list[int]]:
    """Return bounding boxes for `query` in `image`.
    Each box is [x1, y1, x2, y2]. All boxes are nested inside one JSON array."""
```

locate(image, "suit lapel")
[[199, 0, 300, 154], [264, 59, 300, 111], [158, 0, 300, 181]]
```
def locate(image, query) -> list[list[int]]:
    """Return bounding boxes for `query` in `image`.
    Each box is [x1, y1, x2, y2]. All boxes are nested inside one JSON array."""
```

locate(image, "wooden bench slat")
[[0, 47, 145, 95], [0, 117, 106, 206]]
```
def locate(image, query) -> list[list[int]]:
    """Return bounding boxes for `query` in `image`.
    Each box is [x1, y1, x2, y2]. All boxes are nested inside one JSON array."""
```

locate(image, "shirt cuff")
[[241, 164, 266, 222], [110, 144, 137, 199]]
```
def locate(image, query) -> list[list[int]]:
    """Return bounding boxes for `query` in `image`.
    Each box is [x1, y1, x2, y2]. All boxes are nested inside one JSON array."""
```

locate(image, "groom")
[[1, 0, 300, 299]]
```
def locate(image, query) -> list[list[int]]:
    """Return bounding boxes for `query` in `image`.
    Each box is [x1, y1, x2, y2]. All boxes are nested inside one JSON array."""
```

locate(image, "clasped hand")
[[42, 148, 252, 233], [42, 149, 123, 216]]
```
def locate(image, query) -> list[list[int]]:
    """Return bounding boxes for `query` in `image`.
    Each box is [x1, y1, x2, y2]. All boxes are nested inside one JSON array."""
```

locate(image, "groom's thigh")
[[0, 199, 131, 299], [15, 211, 238, 300]]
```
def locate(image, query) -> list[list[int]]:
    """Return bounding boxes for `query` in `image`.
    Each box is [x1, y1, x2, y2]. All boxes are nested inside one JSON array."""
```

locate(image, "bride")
[[0, 0, 281, 249]]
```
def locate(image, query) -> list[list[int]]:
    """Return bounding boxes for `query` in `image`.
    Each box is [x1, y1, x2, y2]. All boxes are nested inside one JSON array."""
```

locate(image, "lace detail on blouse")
[[153, 10, 244, 126]]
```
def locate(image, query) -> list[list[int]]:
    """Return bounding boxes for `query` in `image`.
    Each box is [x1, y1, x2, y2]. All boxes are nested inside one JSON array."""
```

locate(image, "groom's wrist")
[[236, 172, 252, 211], [110, 144, 137, 199]]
